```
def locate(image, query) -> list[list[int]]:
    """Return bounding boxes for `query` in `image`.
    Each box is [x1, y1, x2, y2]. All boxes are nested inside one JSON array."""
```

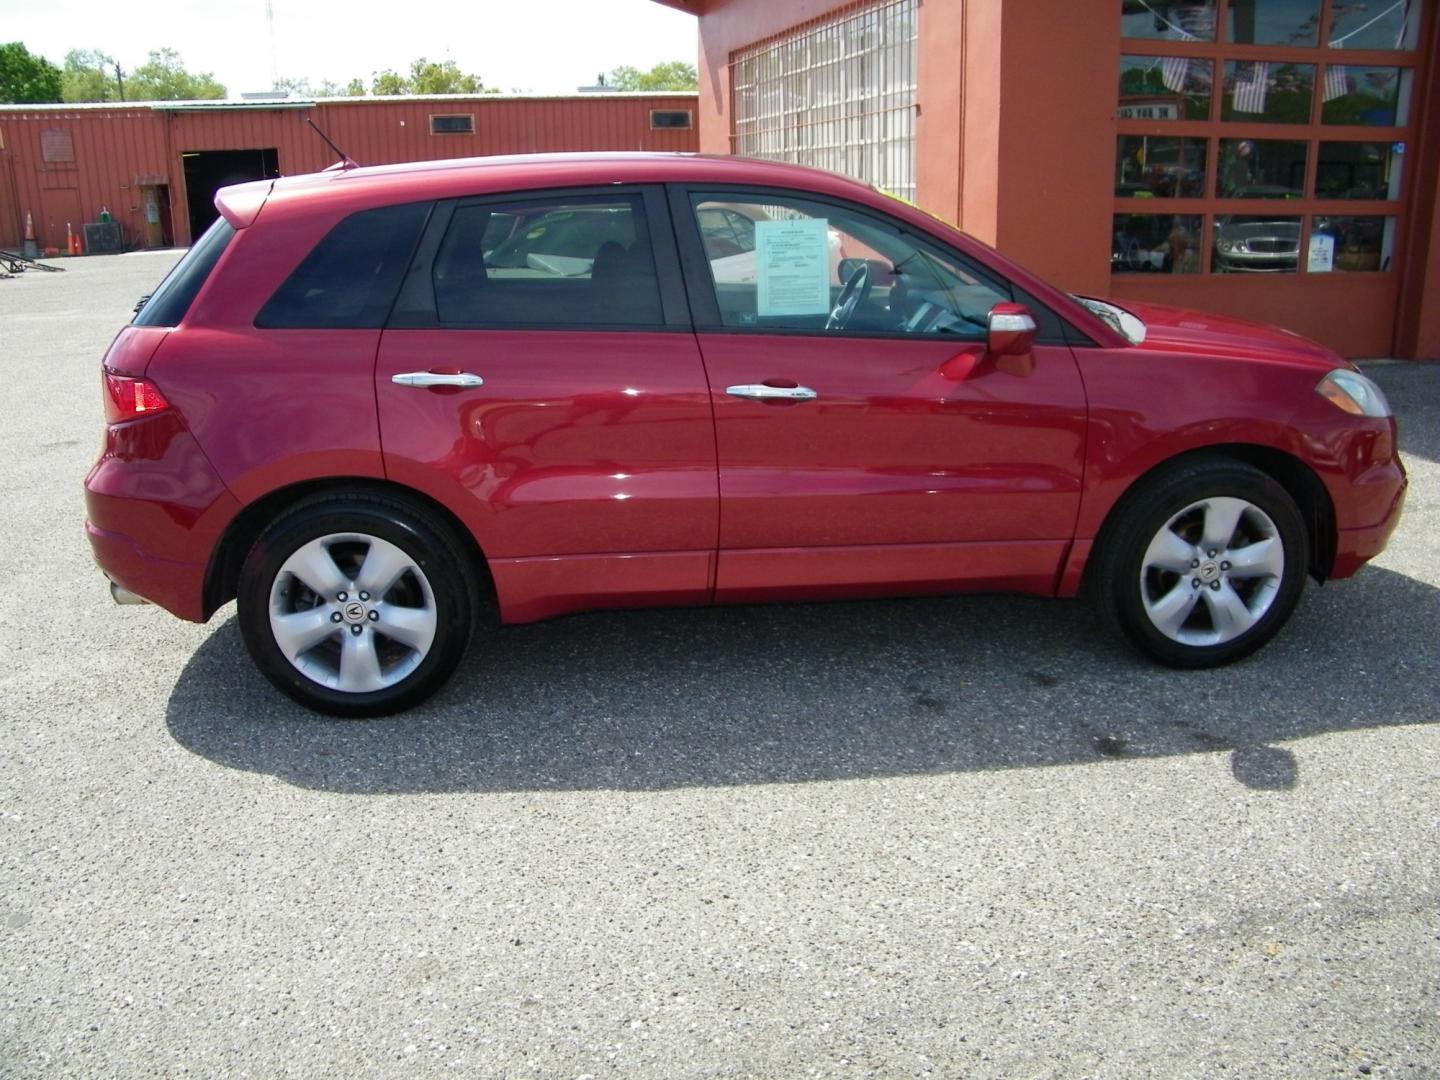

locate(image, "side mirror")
[[987, 302, 1036, 356]]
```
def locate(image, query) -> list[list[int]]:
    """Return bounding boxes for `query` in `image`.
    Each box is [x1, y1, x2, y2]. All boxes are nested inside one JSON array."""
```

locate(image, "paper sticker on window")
[[1308, 231, 1335, 272], [755, 218, 831, 317]]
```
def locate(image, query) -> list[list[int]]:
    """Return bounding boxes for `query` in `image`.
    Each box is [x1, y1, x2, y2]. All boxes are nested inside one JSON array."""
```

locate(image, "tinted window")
[[132, 217, 234, 327], [432, 196, 663, 327], [256, 202, 430, 329], [687, 192, 1011, 339]]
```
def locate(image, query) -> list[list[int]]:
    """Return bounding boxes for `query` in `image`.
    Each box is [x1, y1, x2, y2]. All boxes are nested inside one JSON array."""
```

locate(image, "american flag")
[[1232, 61, 1270, 114], [1324, 64, 1350, 102], [1161, 55, 1190, 93]]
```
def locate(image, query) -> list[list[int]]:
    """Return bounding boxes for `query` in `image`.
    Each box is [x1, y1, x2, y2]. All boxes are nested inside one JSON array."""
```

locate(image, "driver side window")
[[686, 192, 1011, 337]]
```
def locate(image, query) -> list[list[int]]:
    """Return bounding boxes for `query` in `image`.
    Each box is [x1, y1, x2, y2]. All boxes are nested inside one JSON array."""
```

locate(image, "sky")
[[0, 0, 700, 96]]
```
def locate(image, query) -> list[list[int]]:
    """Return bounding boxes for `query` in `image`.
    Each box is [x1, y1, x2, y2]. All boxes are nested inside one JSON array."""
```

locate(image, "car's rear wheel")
[[1090, 458, 1308, 668], [237, 493, 477, 716]]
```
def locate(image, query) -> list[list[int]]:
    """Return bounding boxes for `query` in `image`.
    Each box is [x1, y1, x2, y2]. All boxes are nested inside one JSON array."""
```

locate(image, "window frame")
[[649, 109, 693, 130], [1113, 0, 1429, 279], [429, 114, 475, 135], [665, 183, 1077, 346], [386, 184, 691, 332]]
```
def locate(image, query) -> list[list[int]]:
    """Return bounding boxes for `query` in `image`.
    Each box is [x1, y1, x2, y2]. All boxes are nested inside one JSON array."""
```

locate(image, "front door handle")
[[725, 383, 818, 401], [392, 371, 485, 389]]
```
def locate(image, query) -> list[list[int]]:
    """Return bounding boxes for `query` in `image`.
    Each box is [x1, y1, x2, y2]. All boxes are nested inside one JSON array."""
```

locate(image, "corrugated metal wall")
[[0, 94, 699, 249]]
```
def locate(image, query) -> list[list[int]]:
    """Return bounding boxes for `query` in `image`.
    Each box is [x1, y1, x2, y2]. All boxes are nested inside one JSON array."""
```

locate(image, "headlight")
[[1316, 369, 1391, 418]]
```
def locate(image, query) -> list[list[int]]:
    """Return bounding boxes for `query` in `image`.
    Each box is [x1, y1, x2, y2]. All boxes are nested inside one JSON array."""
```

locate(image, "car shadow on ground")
[[166, 564, 1437, 795]]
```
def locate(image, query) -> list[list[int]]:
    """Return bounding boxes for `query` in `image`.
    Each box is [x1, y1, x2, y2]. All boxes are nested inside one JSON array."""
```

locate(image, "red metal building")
[[0, 93, 699, 251], [654, 0, 1439, 359]]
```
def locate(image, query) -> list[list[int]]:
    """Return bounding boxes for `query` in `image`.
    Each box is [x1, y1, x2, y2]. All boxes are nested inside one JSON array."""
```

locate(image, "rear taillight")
[[103, 371, 171, 424]]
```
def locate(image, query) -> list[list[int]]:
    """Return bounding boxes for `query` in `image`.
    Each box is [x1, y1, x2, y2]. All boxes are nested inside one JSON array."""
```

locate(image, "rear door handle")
[[392, 371, 485, 389], [725, 384, 818, 401]]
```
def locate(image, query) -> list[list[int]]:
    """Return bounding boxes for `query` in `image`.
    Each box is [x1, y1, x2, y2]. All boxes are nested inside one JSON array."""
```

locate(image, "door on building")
[[39, 187, 82, 252], [181, 148, 278, 243], [668, 185, 1090, 601]]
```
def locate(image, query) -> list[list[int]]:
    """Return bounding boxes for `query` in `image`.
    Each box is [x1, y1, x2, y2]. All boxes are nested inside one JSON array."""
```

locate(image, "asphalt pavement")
[[1, 253, 1436, 1079]]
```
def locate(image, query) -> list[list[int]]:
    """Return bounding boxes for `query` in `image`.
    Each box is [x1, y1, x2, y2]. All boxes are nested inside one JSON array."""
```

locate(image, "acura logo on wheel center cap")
[[1198, 562, 1222, 583], [343, 601, 367, 623]]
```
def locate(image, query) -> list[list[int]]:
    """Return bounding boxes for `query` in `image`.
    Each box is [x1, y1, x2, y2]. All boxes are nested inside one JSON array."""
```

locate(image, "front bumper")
[[1331, 467, 1407, 579]]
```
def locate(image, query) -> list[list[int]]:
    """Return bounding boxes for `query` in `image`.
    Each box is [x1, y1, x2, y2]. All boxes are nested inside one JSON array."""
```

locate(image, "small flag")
[[1232, 61, 1269, 114], [1161, 55, 1190, 93], [1323, 64, 1349, 102]]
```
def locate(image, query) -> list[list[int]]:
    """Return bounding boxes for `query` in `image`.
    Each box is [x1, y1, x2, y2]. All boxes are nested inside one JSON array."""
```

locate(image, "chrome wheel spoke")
[[271, 607, 337, 658], [1146, 581, 1201, 639], [372, 602, 436, 651], [338, 630, 385, 694], [1202, 582, 1257, 638], [1142, 526, 1195, 574], [283, 538, 349, 597], [1226, 536, 1283, 579], [1199, 497, 1247, 554], [355, 537, 413, 598]]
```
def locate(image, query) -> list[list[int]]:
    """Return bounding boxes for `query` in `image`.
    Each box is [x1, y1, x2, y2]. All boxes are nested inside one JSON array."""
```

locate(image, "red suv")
[[85, 153, 1406, 716]]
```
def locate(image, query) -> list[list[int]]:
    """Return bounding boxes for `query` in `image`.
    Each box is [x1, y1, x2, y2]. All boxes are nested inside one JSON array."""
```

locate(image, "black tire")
[[1088, 457, 1308, 668], [237, 491, 479, 717]]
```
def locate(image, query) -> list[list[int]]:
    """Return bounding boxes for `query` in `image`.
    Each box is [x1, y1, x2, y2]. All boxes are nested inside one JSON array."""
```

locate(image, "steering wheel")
[[825, 261, 873, 331]]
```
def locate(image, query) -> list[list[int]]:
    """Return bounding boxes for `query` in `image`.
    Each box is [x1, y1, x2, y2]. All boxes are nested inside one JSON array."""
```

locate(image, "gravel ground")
[[1, 253, 1436, 1079]]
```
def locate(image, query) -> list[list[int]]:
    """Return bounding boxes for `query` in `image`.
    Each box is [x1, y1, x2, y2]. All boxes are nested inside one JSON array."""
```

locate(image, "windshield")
[[1073, 295, 1147, 344]]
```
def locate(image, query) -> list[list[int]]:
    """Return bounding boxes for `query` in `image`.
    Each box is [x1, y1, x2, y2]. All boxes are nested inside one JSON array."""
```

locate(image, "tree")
[[369, 58, 497, 96], [606, 61, 697, 91], [126, 48, 225, 100], [273, 75, 365, 98], [62, 49, 123, 103], [0, 42, 62, 104], [60, 46, 223, 101]]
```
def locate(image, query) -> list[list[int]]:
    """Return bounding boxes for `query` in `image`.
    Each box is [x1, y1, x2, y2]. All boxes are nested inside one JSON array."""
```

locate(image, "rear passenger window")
[[256, 202, 430, 329], [133, 217, 233, 327], [431, 196, 663, 327]]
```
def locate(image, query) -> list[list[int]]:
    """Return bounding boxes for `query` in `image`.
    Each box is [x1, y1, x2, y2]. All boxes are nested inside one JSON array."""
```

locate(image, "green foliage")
[[370, 58, 496, 96], [274, 75, 364, 98], [0, 42, 62, 104], [127, 48, 225, 100], [61, 46, 224, 101], [605, 61, 698, 91], [62, 49, 121, 102]]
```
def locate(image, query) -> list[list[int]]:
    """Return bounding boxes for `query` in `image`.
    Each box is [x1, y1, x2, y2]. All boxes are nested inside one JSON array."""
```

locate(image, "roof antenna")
[[306, 117, 358, 170]]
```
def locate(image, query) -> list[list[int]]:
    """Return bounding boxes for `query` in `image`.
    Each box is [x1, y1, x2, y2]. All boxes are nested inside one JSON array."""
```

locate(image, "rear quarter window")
[[256, 201, 431, 329], [132, 217, 234, 327]]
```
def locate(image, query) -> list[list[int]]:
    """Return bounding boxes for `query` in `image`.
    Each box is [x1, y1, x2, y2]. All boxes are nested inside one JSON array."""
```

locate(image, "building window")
[[40, 128, 74, 164], [429, 114, 475, 135], [729, 0, 919, 202], [650, 109, 693, 130], [1113, 0, 1423, 277]]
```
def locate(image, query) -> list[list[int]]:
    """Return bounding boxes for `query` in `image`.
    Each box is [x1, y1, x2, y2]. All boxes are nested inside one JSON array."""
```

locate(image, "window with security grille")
[[730, 0, 918, 202]]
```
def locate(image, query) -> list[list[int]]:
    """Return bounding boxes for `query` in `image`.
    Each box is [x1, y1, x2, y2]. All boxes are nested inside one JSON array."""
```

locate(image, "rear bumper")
[[83, 415, 240, 623], [85, 519, 209, 620]]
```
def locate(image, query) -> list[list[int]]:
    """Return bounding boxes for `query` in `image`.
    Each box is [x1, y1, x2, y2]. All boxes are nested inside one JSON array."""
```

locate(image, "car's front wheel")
[[1090, 457, 1309, 668], [237, 492, 478, 716]]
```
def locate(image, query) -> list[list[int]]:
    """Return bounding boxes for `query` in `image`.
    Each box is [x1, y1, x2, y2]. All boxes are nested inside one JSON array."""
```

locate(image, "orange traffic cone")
[[23, 211, 38, 258]]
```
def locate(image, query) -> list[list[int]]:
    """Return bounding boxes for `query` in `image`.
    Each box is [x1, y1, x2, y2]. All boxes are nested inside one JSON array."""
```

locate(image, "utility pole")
[[266, 0, 279, 88]]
